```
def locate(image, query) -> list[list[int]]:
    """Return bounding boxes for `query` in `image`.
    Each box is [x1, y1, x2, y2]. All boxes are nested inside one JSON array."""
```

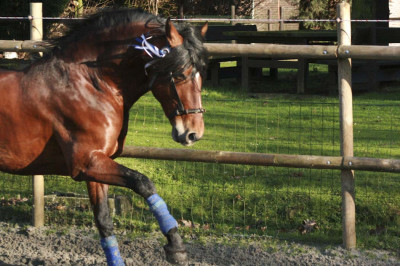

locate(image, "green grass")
[[1, 72, 400, 251]]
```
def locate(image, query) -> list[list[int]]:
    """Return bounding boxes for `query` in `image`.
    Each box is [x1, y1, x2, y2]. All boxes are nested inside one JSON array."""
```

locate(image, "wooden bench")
[[352, 27, 400, 90], [241, 57, 309, 93]]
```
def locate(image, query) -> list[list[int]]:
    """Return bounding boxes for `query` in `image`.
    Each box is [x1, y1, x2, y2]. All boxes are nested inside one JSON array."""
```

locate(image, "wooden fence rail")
[[0, 40, 50, 52], [3, 40, 400, 61], [121, 146, 400, 173]]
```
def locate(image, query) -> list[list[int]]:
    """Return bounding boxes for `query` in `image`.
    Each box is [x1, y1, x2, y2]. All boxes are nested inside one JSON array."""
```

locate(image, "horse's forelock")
[[147, 23, 208, 79]]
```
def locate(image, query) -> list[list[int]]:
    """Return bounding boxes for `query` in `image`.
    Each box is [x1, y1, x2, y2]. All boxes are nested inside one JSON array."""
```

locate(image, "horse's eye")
[[175, 74, 187, 82]]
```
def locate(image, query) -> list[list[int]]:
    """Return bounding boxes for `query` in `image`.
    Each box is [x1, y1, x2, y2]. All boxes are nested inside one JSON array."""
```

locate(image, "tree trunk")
[[178, 0, 184, 18]]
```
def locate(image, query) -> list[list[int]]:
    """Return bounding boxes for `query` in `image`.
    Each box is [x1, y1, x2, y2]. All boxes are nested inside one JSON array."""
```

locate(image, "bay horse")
[[0, 9, 208, 265]]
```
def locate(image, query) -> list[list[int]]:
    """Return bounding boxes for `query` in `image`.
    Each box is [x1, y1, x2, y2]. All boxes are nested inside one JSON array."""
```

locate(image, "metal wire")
[[0, 16, 399, 23]]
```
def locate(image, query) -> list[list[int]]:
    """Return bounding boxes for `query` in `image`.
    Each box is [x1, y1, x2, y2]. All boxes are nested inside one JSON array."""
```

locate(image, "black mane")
[[53, 8, 208, 78], [53, 9, 160, 49]]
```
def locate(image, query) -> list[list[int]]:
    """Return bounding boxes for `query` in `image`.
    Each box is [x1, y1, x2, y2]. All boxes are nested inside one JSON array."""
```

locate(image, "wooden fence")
[[1, 3, 400, 249], [121, 147, 400, 173]]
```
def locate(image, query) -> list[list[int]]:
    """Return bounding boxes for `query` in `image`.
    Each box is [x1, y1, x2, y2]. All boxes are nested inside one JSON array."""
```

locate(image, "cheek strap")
[[168, 75, 206, 119]]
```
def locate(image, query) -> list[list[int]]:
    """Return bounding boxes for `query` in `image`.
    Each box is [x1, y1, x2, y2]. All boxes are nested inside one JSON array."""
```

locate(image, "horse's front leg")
[[75, 152, 187, 264], [87, 182, 125, 266]]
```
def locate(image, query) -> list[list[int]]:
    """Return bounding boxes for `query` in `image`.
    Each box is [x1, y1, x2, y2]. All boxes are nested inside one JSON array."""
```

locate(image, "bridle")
[[132, 34, 205, 120], [146, 72, 206, 120], [167, 74, 206, 119], [84, 33, 206, 119]]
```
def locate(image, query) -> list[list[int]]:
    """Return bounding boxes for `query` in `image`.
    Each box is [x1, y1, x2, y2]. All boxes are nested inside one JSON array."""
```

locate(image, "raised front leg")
[[146, 194, 187, 263], [75, 152, 187, 264]]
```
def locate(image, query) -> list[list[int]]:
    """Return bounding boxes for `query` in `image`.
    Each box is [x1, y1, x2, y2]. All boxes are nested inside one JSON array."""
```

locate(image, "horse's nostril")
[[188, 132, 197, 142]]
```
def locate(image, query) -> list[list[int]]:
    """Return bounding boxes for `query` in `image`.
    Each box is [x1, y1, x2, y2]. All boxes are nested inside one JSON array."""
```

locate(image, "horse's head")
[[51, 9, 208, 146], [145, 20, 208, 146]]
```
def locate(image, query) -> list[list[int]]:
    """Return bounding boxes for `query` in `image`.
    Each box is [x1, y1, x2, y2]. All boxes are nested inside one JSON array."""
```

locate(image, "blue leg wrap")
[[146, 194, 178, 235], [100, 235, 125, 266]]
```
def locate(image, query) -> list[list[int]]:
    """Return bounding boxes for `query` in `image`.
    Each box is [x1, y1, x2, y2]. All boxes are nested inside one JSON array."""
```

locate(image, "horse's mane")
[[53, 8, 160, 49], [51, 8, 208, 78]]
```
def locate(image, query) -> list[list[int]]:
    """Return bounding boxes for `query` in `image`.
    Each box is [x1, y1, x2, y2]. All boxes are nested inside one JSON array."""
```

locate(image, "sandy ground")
[[0, 222, 399, 266]]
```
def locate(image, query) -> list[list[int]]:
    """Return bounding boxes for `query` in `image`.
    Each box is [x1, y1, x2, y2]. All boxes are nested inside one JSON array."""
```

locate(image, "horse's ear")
[[200, 22, 208, 37], [165, 18, 183, 47]]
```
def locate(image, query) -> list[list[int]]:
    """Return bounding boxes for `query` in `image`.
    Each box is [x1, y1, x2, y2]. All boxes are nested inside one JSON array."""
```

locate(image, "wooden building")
[[252, 0, 299, 31], [389, 0, 400, 28]]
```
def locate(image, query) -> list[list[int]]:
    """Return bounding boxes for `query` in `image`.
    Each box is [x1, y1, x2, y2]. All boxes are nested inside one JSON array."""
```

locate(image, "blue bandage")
[[100, 235, 125, 266], [146, 194, 178, 235]]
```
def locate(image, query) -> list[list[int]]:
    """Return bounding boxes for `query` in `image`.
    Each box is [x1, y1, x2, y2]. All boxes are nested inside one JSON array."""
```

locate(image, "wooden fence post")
[[231, 5, 235, 26], [241, 56, 249, 91], [337, 2, 356, 249], [279, 6, 284, 31], [30, 2, 45, 228], [230, 5, 237, 44]]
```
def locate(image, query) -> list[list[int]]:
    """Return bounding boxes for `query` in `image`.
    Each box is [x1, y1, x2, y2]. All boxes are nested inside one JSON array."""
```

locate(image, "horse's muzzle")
[[172, 128, 202, 146]]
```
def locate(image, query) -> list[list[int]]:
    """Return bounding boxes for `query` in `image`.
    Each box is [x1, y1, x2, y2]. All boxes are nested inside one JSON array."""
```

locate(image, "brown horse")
[[0, 9, 208, 265]]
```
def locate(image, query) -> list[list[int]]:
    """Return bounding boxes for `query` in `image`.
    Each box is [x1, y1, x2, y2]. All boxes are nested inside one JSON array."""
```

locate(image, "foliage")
[[0, 0, 253, 40], [0, 0, 252, 40], [64, 0, 178, 17], [65, 0, 252, 18], [292, 0, 351, 30], [179, 0, 252, 17]]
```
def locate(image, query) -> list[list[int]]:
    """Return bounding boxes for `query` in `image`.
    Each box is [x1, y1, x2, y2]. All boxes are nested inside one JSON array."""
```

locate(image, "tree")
[[293, 0, 351, 30], [180, 0, 252, 17]]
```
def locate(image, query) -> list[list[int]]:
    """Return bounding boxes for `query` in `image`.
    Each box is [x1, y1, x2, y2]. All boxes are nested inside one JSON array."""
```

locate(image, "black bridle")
[[167, 74, 206, 119], [130, 33, 206, 119], [146, 73, 206, 120]]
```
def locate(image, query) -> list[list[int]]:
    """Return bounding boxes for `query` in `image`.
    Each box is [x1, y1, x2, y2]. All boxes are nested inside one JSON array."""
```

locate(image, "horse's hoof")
[[164, 244, 188, 265]]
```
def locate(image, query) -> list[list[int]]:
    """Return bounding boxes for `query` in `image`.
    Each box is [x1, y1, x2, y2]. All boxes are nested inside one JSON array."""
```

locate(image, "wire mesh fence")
[[1, 95, 399, 248]]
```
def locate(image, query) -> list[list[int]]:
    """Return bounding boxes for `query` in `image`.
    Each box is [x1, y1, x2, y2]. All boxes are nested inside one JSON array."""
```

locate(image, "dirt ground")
[[0, 222, 399, 266]]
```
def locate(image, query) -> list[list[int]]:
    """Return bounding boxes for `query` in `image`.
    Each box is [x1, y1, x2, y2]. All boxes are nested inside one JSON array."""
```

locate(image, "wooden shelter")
[[351, 0, 400, 90], [252, 0, 299, 31]]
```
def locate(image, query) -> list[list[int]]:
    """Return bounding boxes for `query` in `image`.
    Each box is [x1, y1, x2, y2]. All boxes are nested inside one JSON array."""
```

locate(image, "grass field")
[[1, 65, 399, 251]]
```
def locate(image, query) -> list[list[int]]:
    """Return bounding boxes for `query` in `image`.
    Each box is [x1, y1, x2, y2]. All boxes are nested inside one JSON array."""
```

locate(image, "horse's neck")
[[53, 25, 152, 111], [98, 59, 149, 112]]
